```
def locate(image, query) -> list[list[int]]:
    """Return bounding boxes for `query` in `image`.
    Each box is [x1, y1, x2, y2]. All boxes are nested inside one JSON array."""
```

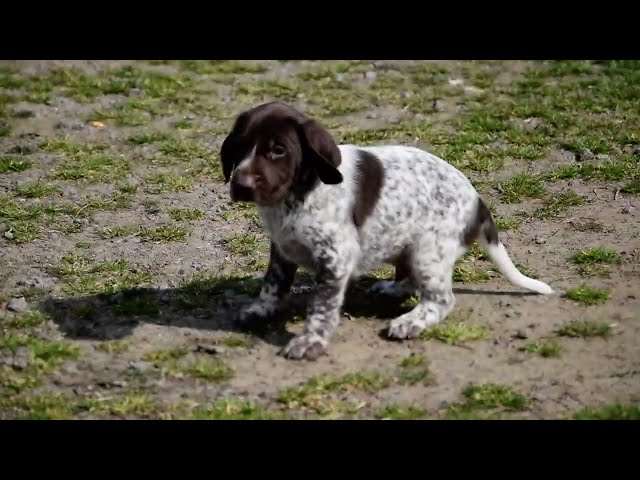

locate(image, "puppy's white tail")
[[467, 197, 554, 295]]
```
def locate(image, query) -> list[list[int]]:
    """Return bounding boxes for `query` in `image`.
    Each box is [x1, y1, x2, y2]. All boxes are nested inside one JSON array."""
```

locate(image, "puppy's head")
[[220, 102, 342, 206]]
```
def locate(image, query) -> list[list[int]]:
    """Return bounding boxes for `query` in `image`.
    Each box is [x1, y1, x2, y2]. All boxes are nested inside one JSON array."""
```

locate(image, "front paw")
[[279, 333, 328, 361]]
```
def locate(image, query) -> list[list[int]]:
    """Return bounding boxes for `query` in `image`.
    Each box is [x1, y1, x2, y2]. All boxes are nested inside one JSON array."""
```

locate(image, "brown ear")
[[220, 112, 251, 183], [300, 120, 343, 185]]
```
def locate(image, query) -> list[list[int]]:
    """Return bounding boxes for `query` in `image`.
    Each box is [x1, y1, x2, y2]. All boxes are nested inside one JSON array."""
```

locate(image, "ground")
[[0, 60, 639, 420]]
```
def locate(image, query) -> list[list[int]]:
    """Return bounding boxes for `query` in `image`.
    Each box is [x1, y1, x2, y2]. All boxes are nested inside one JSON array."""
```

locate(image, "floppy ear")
[[299, 119, 343, 185], [220, 112, 250, 183]]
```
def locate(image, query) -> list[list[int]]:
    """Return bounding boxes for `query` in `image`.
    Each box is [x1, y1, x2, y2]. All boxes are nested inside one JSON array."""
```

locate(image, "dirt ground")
[[0, 60, 638, 419]]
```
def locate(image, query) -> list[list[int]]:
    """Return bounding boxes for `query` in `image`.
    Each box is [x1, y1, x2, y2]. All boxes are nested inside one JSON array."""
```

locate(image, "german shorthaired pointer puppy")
[[220, 101, 554, 360]]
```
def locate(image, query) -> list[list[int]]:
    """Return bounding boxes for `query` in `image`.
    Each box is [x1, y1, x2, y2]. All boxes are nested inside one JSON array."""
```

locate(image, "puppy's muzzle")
[[230, 171, 257, 202]]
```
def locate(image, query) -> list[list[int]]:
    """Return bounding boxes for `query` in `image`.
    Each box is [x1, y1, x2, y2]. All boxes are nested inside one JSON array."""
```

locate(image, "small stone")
[[7, 297, 28, 312], [334, 73, 345, 82], [365, 112, 380, 120], [364, 71, 377, 80], [4, 230, 14, 240], [448, 78, 464, 86], [111, 380, 127, 388], [464, 86, 484, 95], [515, 329, 529, 340], [534, 236, 547, 245], [11, 347, 31, 370]]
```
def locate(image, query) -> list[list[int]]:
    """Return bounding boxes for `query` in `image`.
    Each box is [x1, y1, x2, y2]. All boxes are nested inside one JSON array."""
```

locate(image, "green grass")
[[53, 153, 130, 183], [54, 255, 154, 296], [397, 353, 432, 386], [420, 320, 487, 345], [0, 393, 74, 420], [528, 191, 585, 219], [453, 266, 493, 283], [143, 347, 189, 363], [375, 404, 427, 420], [95, 340, 130, 354], [224, 233, 266, 256], [93, 103, 152, 126], [523, 339, 563, 358], [278, 371, 391, 416], [14, 180, 58, 198], [159, 139, 212, 159], [495, 217, 522, 231], [497, 173, 547, 203], [170, 356, 234, 382], [446, 383, 529, 419], [0, 156, 32, 174], [573, 404, 640, 420], [621, 180, 640, 195], [570, 247, 621, 266], [178, 272, 262, 309], [565, 284, 611, 306], [144, 173, 194, 193], [557, 320, 612, 338], [101, 224, 189, 242], [168, 207, 204, 222], [5, 311, 48, 329], [128, 131, 172, 145], [219, 335, 250, 349], [75, 394, 158, 418], [178, 398, 284, 420], [0, 333, 81, 367]]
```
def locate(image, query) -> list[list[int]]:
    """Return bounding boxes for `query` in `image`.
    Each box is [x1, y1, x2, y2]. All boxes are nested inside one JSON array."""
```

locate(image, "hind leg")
[[368, 250, 417, 298], [386, 241, 458, 340]]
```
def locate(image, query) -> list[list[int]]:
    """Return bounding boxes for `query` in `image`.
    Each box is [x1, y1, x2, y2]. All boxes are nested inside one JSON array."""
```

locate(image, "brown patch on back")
[[462, 197, 499, 246], [353, 150, 384, 229]]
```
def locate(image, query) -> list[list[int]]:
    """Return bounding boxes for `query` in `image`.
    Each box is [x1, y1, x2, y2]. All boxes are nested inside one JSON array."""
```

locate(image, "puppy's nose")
[[233, 171, 256, 189]]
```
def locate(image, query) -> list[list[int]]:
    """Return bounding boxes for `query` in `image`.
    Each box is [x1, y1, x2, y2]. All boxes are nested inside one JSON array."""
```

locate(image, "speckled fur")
[[223, 104, 554, 361]]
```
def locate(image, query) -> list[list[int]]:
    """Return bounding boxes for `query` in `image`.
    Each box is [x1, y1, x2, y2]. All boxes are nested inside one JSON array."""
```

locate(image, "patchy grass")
[[621, 179, 640, 195], [375, 404, 427, 420], [224, 233, 266, 256], [144, 173, 194, 193], [573, 404, 640, 420], [570, 247, 621, 265], [178, 272, 262, 309], [178, 398, 284, 420], [219, 335, 250, 349], [128, 131, 172, 145], [495, 217, 522, 231], [565, 284, 611, 306], [14, 180, 58, 198], [497, 173, 546, 203], [528, 191, 585, 219], [160, 139, 212, 159], [453, 266, 493, 283], [54, 154, 130, 184], [523, 339, 563, 358], [557, 320, 612, 338], [143, 347, 189, 363], [170, 356, 234, 383], [101, 224, 189, 242], [0, 393, 74, 420], [5, 310, 48, 329], [446, 383, 529, 419], [76, 394, 157, 418], [96, 340, 129, 354], [397, 353, 432, 386], [421, 319, 487, 345], [277, 371, 391, 417], [54, 255, 154, 296], [0, 156, 32, 174], [168, 207, 204, 222]]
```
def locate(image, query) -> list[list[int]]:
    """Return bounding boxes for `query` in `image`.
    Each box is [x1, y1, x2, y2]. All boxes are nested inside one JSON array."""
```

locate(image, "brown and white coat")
[[219, 102, 554, 360]]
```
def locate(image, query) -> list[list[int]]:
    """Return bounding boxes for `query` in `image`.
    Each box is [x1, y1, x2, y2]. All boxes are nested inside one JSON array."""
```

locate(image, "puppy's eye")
[[272, 145, 286, 156]]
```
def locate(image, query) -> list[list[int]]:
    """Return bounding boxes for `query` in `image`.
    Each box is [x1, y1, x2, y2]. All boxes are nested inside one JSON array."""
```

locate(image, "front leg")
[[280, 250, 354, 361], [237, 242, 297, 325]]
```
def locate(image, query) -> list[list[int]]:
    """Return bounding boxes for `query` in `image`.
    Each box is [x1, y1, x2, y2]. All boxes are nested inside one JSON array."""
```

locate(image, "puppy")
[[219, 101, 554, 360]]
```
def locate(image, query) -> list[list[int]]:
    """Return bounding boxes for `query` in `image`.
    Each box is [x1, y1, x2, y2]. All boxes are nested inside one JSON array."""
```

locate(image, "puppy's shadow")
[[36, 273, 404, 348], [37, 272, 536, 349], [37, 275, 298, 348]]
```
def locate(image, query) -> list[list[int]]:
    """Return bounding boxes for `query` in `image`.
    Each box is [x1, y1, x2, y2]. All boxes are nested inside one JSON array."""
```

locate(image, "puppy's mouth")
[[230, 182, 256, 203]]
